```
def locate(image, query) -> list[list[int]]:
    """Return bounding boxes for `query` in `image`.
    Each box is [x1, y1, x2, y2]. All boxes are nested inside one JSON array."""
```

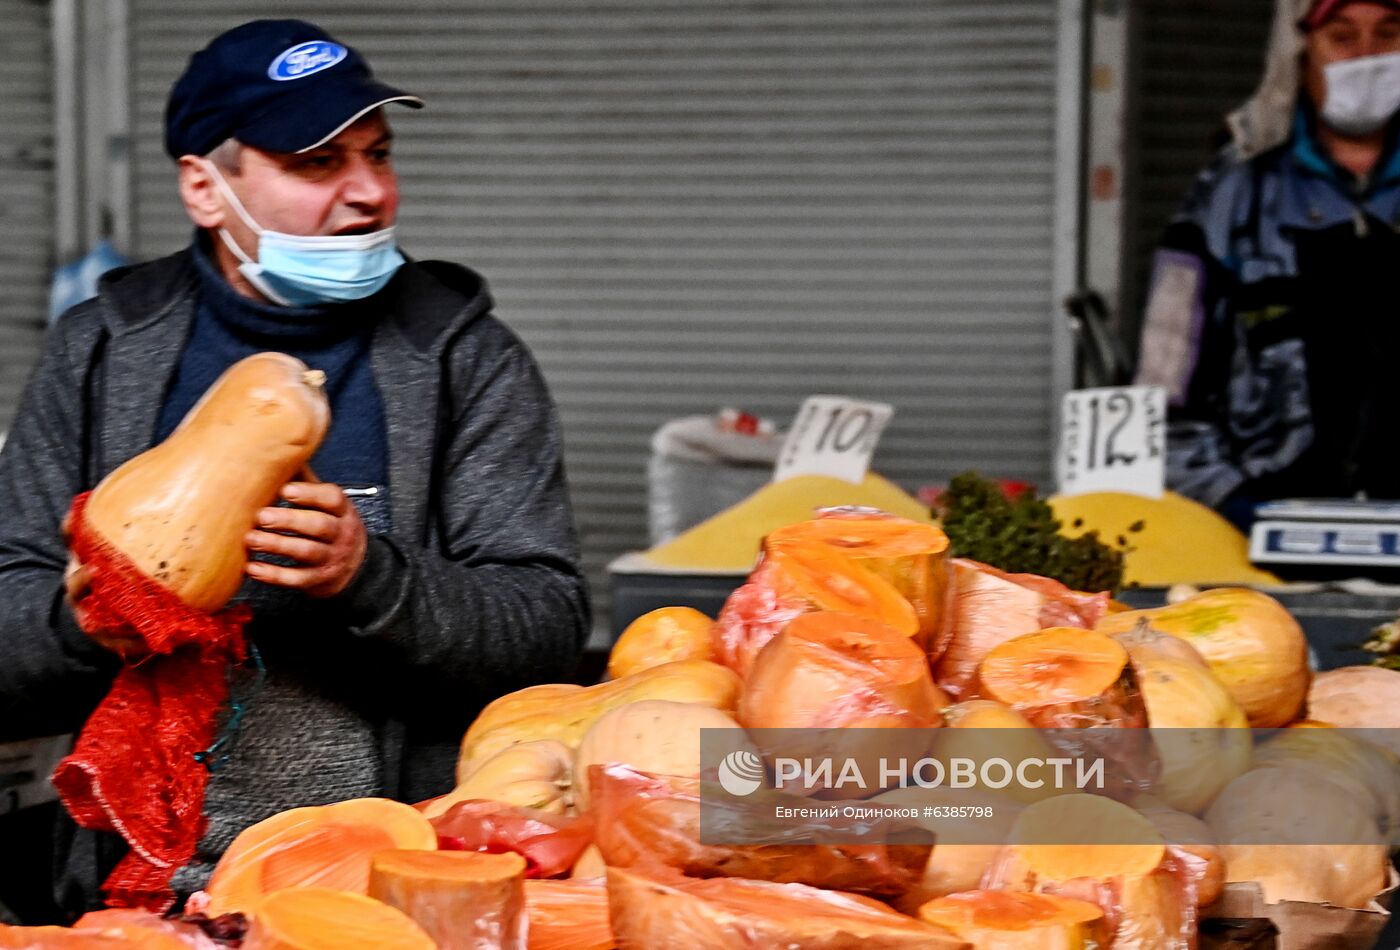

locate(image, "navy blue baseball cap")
[[165, 19, 423, 160]]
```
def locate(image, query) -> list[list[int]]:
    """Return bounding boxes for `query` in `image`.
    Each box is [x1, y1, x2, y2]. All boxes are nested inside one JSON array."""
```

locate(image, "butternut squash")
[[368, 849, 527, 950], [573, 700, 742, 811], [1094, 588, 1310, 728], [81, 352, 330, 611], [607, 606, 715, 680], [1115, 624, 1251, 813], [1205, 767, 1389, 909], [1307, 666, 1400, 755], [424, 739, 574, 819], [202, 798, 436, 917], [458, 660, 742, 781], [243, 887, 434, 950]]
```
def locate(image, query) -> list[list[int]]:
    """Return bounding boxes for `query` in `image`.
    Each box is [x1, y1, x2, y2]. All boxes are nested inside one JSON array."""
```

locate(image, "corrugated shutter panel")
[[129, 1, 1063, 623], [1132, 0, 1273, 324], [0, 1, 53, 431]]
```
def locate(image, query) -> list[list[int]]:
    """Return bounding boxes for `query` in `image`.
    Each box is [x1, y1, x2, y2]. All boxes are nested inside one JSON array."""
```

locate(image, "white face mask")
[[1321, 51, 1400, 137], [204, 161, 404, 307]]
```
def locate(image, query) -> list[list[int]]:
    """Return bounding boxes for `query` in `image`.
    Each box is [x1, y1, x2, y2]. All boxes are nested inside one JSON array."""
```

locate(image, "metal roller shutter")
[[127, 1, 1067, 624], [0, 0, 54, 432]]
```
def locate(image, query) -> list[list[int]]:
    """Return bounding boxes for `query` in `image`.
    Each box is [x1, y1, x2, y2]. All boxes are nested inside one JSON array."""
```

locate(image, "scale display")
[[1249, 499, 1400, 568]]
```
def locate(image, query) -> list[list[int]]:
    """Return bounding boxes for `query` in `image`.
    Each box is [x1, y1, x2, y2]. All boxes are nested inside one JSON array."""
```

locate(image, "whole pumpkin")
[[573, 700, 743, 811], [1095, 588, 1309, 728], [1114, 625, 1251, 813]]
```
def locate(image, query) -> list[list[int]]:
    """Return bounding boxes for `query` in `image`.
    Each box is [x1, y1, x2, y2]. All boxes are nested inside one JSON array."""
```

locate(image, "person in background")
[[1136, 0, 1400, 526], [0, 19, 589, 915]]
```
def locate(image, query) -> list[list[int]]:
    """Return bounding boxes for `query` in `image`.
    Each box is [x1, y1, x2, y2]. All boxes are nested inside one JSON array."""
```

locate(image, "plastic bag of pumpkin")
[[711, 509, 953, 677]]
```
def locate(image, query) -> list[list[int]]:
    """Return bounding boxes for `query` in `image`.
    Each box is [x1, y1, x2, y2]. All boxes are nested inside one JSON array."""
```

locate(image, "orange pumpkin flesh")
[[767, 543, 920, 635], [82, 352, 330, 611], [767, 512, 950, 654], [1007, 793, 1166, 882], [243, 887, 434, 950], [606, 866, 966, 949], [934, 561, 1111, 702], [524, 879, 616, 950], [607, 606, 715, 679], [0, 913, 196, 949], [712, 534, 921, 678], [918, 890, 1104, 946], [739, 611, 946, 730], [978, 627, 1128, 708], [368, 850, 527, 950], [976, 629, 1154, 797], [202, 798, 437, 917]]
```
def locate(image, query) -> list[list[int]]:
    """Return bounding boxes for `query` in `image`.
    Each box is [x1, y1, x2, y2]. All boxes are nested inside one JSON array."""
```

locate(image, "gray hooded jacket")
[[0, 248, 590, 913]]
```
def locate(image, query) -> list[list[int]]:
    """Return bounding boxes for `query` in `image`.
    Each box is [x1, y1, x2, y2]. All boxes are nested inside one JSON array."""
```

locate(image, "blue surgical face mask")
[[205, 161, 405, 306]]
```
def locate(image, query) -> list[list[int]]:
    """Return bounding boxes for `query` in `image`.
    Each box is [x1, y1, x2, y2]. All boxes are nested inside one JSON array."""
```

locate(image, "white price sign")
[[774, 396, 894, 485], [1056, 385, 1166, 498]]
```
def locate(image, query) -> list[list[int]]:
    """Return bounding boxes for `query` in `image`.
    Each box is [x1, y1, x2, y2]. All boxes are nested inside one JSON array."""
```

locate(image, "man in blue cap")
[[0, 19, 589, 915]]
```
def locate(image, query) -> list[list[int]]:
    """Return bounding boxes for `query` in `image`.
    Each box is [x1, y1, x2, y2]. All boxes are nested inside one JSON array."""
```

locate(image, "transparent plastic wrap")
[[935, 559, 1111, 701], [589, 764, 930, 898], [712, 536, 920, 678], [523, 880, 616, 950], [429, 800, 594, 880], [0, 910, 221, 949], [244, 887, 434, 949], [976, 627, 1157, 799], [605, 865, 967, 949], [916, 890, 1109, 947], [193, 798, 437, 917], [983, 793, 1197, 950], [738, 610, 946, 731], [765, 509, 952, 660]]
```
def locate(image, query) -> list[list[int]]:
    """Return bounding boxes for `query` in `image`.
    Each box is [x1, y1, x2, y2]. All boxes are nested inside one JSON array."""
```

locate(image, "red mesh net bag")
[[51, 491, 250, 912]]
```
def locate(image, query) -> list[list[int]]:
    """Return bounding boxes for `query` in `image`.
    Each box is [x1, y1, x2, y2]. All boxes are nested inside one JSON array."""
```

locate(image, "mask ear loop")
[[203, 159, 262, 266]]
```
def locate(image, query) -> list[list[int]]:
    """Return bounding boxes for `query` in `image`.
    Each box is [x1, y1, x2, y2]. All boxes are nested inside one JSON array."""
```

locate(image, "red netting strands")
[[52, 490, 251, 912]]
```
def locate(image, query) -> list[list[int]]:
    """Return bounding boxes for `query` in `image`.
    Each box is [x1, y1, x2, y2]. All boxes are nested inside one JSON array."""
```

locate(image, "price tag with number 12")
[[774, 395, 894, 485], [1057, 385, 1166, 498]]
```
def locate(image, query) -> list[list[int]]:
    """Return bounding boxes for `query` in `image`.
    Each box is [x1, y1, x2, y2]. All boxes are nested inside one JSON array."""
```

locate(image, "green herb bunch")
[[934, 470, 1134, 593]]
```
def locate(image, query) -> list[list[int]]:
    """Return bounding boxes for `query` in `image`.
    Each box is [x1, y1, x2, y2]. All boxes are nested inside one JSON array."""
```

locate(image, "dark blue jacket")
[[1137, 110, 1400, 508]]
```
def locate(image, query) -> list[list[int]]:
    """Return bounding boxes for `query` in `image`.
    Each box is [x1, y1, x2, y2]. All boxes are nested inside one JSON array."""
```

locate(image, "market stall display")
[[10, 501, 1400, 948]]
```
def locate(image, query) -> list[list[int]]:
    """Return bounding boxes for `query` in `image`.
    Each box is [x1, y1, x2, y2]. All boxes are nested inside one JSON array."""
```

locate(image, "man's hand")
[[62, 513, 148, 659], [245, 482, 368, 598]]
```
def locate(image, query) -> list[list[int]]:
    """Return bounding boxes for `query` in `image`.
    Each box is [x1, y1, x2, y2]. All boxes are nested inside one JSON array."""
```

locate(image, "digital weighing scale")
[[1249, 498, 1400, 576]]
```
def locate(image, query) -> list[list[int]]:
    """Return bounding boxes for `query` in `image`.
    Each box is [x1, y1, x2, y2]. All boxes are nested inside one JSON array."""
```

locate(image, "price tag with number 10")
[[774, 395, 894, 485], [1056, 385, 1166, 498]]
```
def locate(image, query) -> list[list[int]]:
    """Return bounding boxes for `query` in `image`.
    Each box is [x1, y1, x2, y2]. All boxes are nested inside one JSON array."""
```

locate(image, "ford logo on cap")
[[268, 41, 347, 81]]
